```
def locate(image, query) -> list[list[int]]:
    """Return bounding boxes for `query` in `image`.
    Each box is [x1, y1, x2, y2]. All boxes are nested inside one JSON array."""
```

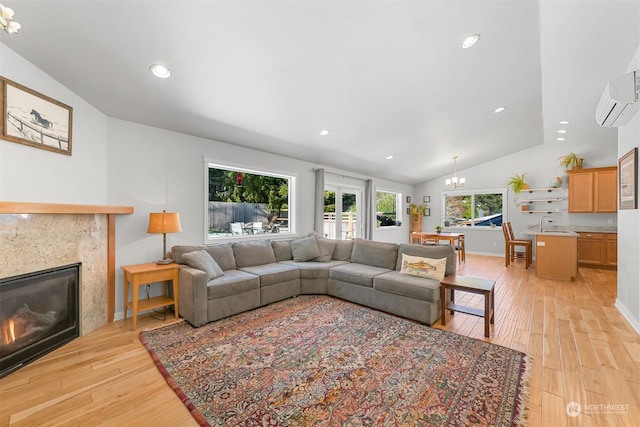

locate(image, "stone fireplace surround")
[[0, 202, 133, 336]]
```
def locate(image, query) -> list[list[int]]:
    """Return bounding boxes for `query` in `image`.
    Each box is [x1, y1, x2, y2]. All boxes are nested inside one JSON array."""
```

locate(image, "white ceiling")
[[2, 1, 639, 184]]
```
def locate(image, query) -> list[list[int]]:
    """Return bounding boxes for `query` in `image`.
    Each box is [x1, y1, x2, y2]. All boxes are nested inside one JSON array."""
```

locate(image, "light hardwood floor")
[[1, 254, 638, 426]]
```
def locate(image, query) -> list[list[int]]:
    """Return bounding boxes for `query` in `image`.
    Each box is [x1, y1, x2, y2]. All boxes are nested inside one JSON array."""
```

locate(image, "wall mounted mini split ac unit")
[[596, 70, 640, 127]]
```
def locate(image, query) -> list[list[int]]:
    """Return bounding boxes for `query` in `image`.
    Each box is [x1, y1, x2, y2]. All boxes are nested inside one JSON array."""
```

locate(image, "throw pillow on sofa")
[[182, 250, 225, 281], [332, 239, 354, 261], [399, 254, 446, 281], [291, 236, 321, 262], [313, 237, 336, 262]]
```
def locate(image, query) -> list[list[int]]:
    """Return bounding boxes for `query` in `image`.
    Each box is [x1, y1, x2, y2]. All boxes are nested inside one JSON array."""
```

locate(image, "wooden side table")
[[440, 275, 495, 338], [122, 262, 179, 330]]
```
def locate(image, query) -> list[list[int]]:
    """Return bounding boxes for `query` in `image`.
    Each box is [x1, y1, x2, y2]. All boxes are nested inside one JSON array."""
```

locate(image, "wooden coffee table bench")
[[440, 275, 495, 337]]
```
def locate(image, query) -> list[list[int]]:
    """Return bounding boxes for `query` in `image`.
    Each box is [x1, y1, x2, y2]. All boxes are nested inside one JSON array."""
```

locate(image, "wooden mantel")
[[0, 201, 134, 323], [0, 201, 133, 215]]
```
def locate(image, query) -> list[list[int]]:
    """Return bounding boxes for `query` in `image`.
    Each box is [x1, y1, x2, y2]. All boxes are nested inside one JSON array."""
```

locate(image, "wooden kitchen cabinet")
[[605, 234, 617, 267], [568, 166, 617, 213], [577, 232, 617, 269]]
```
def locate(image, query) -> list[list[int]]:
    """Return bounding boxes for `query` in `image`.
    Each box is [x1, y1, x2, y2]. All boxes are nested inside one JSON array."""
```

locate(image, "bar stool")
[[501, 222, 532, 268]]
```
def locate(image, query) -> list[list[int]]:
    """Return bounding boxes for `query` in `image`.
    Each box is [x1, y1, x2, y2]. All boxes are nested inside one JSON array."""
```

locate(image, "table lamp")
[[147, 210, 182, 264]]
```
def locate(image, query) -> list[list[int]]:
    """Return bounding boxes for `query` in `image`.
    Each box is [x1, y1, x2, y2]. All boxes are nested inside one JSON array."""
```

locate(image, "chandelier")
[[0, 4, 21, 35], [445, 156, 465, 189]]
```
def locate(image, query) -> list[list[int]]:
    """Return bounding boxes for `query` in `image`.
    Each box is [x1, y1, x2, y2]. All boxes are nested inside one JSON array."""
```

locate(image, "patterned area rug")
[[140, 296, 530, 426]]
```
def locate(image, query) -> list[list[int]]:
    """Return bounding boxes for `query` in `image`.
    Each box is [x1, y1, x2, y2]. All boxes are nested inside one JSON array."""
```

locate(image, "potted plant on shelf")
[[435, 225, 443, 234], [506, 173, 530, 209], [410, 203, 426, 214], [558, 152, 584, 170]]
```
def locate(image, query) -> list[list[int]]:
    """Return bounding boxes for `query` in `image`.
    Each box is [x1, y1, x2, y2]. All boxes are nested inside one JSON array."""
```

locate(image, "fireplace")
[[0, 263, 80, 378]]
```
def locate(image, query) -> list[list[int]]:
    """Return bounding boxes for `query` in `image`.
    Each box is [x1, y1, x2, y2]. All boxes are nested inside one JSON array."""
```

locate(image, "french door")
[[324, 186, 361, 239]]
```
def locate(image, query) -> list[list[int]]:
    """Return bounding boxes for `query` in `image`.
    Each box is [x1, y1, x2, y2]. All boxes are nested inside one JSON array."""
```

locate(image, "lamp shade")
[[147, 211, 182, 234]]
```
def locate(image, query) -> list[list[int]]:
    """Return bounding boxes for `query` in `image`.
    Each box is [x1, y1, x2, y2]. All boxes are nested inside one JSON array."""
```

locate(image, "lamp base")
[[155, 259, 174, 265]]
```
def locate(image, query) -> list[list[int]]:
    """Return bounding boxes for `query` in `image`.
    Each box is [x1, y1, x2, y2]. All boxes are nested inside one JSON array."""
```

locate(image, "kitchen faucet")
[[539, 215, 554, 232]]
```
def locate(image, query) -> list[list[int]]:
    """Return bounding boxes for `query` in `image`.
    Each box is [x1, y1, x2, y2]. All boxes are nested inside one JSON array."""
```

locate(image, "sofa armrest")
[[178, 266, 209, 327]]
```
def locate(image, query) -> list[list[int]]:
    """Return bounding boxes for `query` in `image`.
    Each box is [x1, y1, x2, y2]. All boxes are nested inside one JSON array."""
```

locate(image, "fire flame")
[[3, 320, 16, 344]]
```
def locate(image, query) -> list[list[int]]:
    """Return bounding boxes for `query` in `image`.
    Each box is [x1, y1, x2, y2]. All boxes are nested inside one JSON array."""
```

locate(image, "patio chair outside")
[[231, 222, 245, 235]]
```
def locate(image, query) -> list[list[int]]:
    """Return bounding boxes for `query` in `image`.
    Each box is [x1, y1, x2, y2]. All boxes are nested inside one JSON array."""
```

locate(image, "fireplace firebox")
[[0, 263, 80, 378]]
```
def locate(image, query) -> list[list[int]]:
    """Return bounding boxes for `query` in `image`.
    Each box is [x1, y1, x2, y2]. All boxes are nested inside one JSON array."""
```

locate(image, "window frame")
[[204, 161, 297, 243], [375, 188, 403, 230], [441, 188, 505, 229]]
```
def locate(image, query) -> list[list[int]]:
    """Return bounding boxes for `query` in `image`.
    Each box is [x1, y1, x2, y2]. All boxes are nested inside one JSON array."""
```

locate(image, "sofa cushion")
[[329, 262, 392, 287], [271, 240, 293, 262], [205, 243, 237, 271], [281, 260, 348, 279], [332, 239, 354, 261], [206, 270, 260, 299], [373, 271, 441, 302], [396, 244, 456, 276], [313, 238, 336, 262], [233, 240, 276, 268], [399, 254, 447, 281], [239, 263, 300, 287], [182, 250, 224, 281], [291, 236, 321, 262], [351, 238, 398, 270]]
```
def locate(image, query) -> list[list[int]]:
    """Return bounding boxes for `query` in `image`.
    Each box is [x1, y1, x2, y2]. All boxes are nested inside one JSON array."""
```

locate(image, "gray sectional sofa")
[[171, 236, 456, 328]]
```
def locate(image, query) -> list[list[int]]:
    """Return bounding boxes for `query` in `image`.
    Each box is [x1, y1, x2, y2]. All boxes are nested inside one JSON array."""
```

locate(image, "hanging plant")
[[557, 152, 584, 170]]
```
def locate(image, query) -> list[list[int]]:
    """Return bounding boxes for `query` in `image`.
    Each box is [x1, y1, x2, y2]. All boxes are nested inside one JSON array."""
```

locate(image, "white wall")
[[106, 119, 413, 318], [0, 44, 108, 204], [615, 47, 640, 333], [1, 43, 414, 320], [415, 141, 618, 256]]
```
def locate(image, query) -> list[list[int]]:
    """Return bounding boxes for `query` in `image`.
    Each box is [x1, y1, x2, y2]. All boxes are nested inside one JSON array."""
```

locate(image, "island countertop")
[[522, 225, 617, 237]]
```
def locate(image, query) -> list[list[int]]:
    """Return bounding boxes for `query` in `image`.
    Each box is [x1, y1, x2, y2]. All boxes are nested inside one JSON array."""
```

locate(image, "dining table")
[[411, 231, 464, 246]]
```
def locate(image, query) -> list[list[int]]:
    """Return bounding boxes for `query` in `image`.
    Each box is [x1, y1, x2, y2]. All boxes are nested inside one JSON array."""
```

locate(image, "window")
[[205, 163, 295, 240], [443, 190, 504, 227], [376, 190, 401, 228]]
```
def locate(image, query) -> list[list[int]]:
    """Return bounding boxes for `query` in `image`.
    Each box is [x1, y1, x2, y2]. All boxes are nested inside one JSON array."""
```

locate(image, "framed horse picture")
[[1, 77, 73, 155], [619, 147, 638, 210]]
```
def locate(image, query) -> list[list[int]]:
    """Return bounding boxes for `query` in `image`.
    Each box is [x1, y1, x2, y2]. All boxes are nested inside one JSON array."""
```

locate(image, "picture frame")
[[618, 147, 638, 210], [406, 207, 411, 215], [1, 76, 73, 155], [423, 196, 430, 203], [423, 208, 431, 216], [406, 196, 411, 203]]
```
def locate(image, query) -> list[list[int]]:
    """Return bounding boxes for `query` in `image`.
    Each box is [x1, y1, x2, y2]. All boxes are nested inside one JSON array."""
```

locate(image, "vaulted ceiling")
[[2, 1, 639, 183]]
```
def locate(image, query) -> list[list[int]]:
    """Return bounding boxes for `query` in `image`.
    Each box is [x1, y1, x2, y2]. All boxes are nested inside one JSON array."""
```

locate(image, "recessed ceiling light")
[[150, 64, 171, 79], [461, 34, 480, 49], [386, 155, 394, 160], [494, 106, 506, 114], [319, 129, 330, 136], [556, 137, 566, 141], [557, 129, 567, 134], [559, 120, 571, 125]]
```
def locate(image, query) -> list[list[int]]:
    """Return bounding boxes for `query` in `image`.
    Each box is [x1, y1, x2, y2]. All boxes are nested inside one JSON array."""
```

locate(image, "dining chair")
[[501, 222, 532, 269], [410, 232, 422, 245], [454, 234, 466, 263], [421, 234, 438, 246]]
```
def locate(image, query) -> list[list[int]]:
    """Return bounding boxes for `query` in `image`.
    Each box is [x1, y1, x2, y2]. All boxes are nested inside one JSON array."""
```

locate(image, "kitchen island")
[[522, 227, 578, 281]]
